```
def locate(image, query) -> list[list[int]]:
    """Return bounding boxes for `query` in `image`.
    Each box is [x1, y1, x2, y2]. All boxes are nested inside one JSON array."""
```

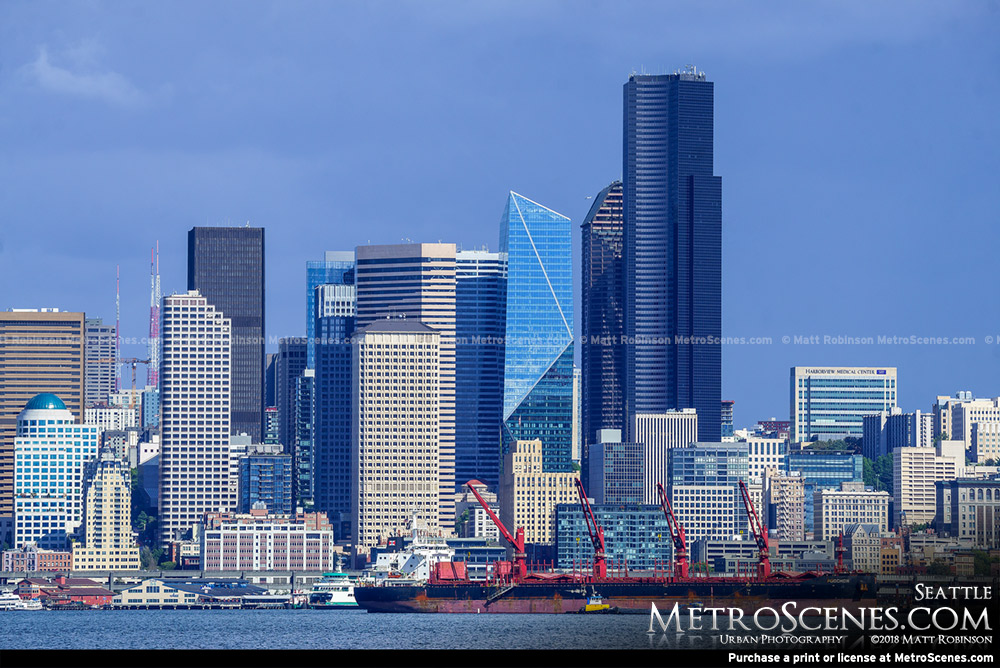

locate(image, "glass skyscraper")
[[187, 226, 265, 441], [305, 251, 354, 368], [623, 67, 722, 442], [786, 448, 864, 536], [581, 181, 625, 450], [314, 284, 356, 539], [500, 192, 574, 472], [455, 250, 506, 490]]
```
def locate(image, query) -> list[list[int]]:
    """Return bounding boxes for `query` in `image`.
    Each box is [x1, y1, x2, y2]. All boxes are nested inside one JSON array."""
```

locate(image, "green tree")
[[927, 560, 952, 576], [160, 561, 177, 571], [972, 550, 999, 576]]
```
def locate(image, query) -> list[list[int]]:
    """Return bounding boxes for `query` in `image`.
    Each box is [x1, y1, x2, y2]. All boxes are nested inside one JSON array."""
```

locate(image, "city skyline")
[[2, 3, 998, 428]]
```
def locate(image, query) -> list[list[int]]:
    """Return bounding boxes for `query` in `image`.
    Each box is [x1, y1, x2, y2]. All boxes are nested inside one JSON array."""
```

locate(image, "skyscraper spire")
[[148, 242, 161, 387]]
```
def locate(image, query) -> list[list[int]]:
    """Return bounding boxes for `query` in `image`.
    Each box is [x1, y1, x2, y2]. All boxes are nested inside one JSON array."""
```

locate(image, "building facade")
[[187, 226, 264, 441], [586, 429, 644, 505], [276, 338, 307, 453], [934, 478, 1000, 548], [238, 454, 293, 515], [351, 320, 441, 551], [580, 181, 625, 449], [455, 249, 506, 490], [84, 317, 116, 409], [158, 291, 233, 546], [200, 510, 336, 571], [313, 290, 356, 537], [862, 408, 935, 460], [355, 243, 456, 527], [305, 251, 355, 368], [667, 442, 749, 543], [500, 192, 575, 472], [13, 394, 99, 549], [2, 545, 73, 572], [787, 448, 864, 536], [763, 469, 805, 541], [623, 68, 722, 443], [293, 369, 315, 508], [790, 366, 897, 442], [0, 310, 85, 520], [631, 410, 698, 504], [72, 449, 141, 571], [813, 482, 890, 540], [555, 503, 672, 572], [500, 439, 579, 545], [892, 442, 963, 527]]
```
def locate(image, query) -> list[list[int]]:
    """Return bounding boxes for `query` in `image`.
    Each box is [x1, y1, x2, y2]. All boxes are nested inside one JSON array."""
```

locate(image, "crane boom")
[[655, 482, 688, 579], [738, 479, 771, 580], [573, 478, 606, 580], [465, 481, 525, 582]]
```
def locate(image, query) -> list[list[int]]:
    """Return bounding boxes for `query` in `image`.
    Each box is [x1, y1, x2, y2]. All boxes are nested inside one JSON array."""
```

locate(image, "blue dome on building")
[[24, 393, 67, 411]]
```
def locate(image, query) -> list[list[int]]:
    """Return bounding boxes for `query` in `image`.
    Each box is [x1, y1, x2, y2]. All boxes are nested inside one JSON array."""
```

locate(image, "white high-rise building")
[[892, 441, 964, 527], [791, 367, 897, 442], [13, 394, 99, 549], [631, 410, 697, 504], [158, 290, 232, 547], [351, 319, 441, 551]]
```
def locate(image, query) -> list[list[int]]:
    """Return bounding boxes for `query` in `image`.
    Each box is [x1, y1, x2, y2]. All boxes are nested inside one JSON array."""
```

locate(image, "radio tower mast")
[[115, 264, 121, 393], [148, 242, 161, 387]]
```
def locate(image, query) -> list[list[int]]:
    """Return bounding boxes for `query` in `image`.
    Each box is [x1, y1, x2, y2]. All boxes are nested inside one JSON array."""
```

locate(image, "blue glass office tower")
[[786, 449, 863, 536], [500, 192, 574, 472], [305, 252, 354, 368], [313, 285, 355, 539], [623, 68, 722, 442], [456, 250, 506, 489], [238, 454, 293, 515]]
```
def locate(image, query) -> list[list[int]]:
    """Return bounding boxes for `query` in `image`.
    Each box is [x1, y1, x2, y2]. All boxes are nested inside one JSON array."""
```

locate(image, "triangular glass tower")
[[500, 192, 574, 472]]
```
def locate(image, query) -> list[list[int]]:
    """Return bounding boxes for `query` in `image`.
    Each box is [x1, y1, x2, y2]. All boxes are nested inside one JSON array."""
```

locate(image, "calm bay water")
[[1, 609, 665, 650]]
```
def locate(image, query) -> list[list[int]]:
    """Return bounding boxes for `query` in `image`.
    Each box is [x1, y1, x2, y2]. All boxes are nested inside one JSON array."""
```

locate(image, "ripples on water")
[[1, 610, 667, 650]]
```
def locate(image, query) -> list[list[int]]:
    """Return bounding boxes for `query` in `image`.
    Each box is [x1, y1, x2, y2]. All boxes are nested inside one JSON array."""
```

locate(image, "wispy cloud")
[[22, 44, 151, 108]]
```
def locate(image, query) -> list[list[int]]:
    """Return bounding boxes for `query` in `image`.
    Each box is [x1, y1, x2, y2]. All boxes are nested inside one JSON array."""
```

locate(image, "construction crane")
[[96, 358, 150, 410], [655, 482, 689, 579], [573, 478, 607, 580], [465, 480, 526, 582], [738, 479, 771, 580]]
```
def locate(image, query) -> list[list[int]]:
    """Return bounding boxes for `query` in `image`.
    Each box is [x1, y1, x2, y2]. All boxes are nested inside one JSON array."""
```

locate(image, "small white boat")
[[0, 590, 43, 611], [308, 573, 358, 609]]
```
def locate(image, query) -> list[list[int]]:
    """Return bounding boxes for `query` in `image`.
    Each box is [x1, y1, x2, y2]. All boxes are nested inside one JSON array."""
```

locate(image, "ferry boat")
[[0, 590, 43, 611], [308, 573, 358, 609]]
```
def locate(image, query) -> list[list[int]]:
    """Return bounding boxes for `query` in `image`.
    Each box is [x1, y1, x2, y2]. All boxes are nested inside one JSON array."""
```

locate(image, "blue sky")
[[1, 1, 997, 427]]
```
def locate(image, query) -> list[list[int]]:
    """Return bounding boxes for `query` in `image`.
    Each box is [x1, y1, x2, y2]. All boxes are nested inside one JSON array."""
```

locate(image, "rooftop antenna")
[[115, 265, 121, 393]]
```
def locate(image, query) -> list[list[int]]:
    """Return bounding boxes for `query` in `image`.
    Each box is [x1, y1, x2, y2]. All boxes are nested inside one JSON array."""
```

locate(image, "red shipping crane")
[[655, 482, 689, 579], [465, 481, 526, 582], [573, 478, 607, 580], [738, 479, 771, 580]]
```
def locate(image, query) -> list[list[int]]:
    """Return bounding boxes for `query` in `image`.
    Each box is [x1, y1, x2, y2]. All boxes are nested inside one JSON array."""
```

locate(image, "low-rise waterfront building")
[[16, 574, 114, 606], [113, 578, 268, 608]]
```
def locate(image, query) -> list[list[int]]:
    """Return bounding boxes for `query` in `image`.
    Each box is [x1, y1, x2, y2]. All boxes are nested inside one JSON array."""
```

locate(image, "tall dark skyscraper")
[[581, 181, 624, 453], [187, 226, 265, 441], [623, 67, 722, 442], [276, 338, 307, 452], [455, 250, 506, 490]]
